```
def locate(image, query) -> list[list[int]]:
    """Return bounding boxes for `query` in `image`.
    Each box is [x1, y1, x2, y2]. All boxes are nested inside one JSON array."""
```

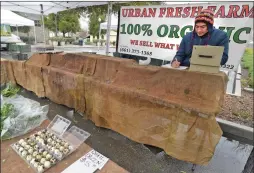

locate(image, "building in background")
[[89, 30, 117, 45]]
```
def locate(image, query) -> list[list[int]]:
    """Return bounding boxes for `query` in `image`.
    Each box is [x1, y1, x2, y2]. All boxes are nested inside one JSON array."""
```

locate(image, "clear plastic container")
[[10, 114, 91, 173], [62, 126, 91, 150], [47, 114, 91, 151], [47, 115, 71, 137]]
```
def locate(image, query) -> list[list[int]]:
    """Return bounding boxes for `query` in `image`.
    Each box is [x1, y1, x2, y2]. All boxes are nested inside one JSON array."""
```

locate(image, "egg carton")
[[31, 129, 73, 161], [10, 114, 91, 173], [11, 139, 58, 173]]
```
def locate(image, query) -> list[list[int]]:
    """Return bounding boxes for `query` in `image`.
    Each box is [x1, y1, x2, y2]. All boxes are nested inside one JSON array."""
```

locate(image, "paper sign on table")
[[61, 149, 109, 173], [161, 64, 188, 70], [87, 150, 109, 170]]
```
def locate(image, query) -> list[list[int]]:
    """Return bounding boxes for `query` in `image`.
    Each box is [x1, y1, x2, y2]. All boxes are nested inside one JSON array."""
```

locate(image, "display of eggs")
[[12, 128, 75, 173]]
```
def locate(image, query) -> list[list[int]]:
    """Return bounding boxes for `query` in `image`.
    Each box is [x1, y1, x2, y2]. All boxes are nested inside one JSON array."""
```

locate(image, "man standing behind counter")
[[171, 9, 229, 68]]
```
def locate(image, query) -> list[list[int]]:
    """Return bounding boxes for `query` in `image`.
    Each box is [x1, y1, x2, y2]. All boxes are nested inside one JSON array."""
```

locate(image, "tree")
[[81, 2, 162, 39], [58, 10, 80, 37], [44, 10, 80, 37], [44, 13, 57, 36], [88, 10, 106, 39]]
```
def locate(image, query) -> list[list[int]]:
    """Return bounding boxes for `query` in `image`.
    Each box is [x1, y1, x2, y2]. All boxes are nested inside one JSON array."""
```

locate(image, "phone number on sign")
[[119, 47, 152, 56]]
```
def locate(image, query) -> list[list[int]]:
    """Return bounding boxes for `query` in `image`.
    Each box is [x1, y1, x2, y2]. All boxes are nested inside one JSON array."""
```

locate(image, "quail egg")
[[63, 148, 69, 155], [33, 151, 38, 157], [38, 165, 44, 173], [36, 154, 42, 160], [43, 151, 48, 157], [50, 158, 56, 165], [19, 147, 24, 153], [33, 162, 39, 168], [46, 154, 52, 160], [30, 158, 36, 165], [51, 141, 56, 146], [44, 161, 51, 168], [18, 139, 25, 145], [28, 148, 33, 154], [21, 141, 27, 147], [26, 155, 32, 161], [64, 142, 69, 148], [40, 158, 46, 164], [47, 138, 52, 143], [24, 144, 30, 150], [21, 150, 28, 157], [59, 146, 64, 152]]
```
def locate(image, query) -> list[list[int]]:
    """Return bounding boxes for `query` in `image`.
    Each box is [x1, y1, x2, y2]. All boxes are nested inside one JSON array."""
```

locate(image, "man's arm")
[[218, 33, 229, 65], [171, 38, 186, 64]]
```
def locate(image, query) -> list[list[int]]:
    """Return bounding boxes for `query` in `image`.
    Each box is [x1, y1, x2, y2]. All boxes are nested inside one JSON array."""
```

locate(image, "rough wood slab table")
[[1, 120, 129, 173]]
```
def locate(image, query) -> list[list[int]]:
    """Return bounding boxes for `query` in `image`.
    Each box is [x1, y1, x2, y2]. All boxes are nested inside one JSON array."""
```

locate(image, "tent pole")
[[16, 25, 19, 36], [98, 28, 101, 51], [55, 13, 58, 37], [40, 4, 46, 49], [34, 26, 37, 44], [106, 2, 112, 56]]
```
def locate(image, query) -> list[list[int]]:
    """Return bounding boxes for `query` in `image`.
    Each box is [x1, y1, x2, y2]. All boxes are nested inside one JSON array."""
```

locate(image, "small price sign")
[[61, 150, 109, 173]]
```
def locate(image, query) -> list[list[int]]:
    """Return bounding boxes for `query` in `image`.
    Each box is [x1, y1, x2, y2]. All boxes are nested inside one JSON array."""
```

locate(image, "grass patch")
[[242, 48, 253, 88]]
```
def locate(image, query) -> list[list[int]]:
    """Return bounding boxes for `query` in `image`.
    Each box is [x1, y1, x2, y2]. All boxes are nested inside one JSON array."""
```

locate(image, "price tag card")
[[87, 150, 109, 170], [61, 149, 109, 173]]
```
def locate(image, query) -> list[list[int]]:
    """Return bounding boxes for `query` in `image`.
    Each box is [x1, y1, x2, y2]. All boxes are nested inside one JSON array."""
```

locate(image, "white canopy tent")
[[1, 2, 109, 15], [1, 9, 35, 26], [1, 1, 115, 54], [1, 9, 37, 43]]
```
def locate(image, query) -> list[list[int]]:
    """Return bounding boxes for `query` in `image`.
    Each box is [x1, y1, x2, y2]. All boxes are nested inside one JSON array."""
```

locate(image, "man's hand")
[[172, 59, 180, 68]]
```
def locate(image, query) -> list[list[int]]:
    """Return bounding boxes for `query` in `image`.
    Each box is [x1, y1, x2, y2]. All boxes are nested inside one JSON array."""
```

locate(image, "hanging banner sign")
[[118, 2, 253, 71]]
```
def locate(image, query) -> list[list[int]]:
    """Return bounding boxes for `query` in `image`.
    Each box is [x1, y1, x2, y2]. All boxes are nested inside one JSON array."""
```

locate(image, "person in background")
[[171, 9, 229, 68]]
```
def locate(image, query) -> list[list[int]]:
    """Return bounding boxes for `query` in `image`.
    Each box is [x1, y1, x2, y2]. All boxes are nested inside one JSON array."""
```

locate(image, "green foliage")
[[64, 37, 75, 43], [49, 37, 75, 42], [58, 10, 80, 37], [1, 103, 15, 132], [1, 103, 15, 121], [49, 37, 63, 42], [44, 2, 163, 38], [44, 10, 80, 37], [88, 10, 106, 38], [44, 13, 57, 33], [1, 84, 20, 97], [242, 48, 254, 88]]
